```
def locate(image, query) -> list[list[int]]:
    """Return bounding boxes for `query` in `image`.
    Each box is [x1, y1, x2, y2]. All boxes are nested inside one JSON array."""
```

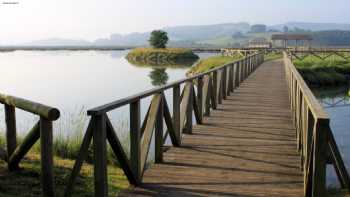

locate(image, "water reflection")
[[125, 54, 198, 87], [314, 86, 350, 108], [149, 68, 169, 86], [313, 86, 350, 188]]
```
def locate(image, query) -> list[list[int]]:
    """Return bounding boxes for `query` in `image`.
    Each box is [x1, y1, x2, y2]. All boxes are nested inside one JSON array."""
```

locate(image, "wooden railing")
[[0, 93, 60, 197], [288, 49, 350, 61], [283, 52, 350, 196], [64, 53, 265, 197]]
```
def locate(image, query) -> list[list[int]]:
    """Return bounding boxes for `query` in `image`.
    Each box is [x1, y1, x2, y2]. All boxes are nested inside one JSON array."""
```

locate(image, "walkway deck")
[[119, 60, 304, 197]]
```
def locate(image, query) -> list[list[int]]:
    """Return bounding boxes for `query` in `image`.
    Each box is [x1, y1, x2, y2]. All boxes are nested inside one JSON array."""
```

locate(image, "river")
[[313, 86, 350, 187], [0, 50, 217, 137]]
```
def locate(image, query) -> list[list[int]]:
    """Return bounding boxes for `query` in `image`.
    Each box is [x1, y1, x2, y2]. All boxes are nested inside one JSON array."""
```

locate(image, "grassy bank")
[[126, 48, 199, 67], [294, 57, 350, 86], [264, 52, 282, 62], [187, 55, 242, 75], [0, 153, 128, 197]]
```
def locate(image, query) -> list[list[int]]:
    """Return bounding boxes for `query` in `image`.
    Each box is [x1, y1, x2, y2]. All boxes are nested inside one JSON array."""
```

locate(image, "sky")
[[0, 0, 349, 44]]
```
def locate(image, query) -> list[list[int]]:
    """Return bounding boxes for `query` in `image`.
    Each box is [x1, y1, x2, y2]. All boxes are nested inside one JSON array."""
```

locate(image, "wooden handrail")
[[0, 93, 60, 120], [0, 94, 60, 197], [283, 51, 350, 196], [65, 53, 265, 197], [283, 53, 328, 119], [87, 54, 255, 115]]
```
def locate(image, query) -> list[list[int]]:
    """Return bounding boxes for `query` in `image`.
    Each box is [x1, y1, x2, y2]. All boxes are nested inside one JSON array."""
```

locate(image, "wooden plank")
[[92, 114, 108, 197], [140, 94, 161, 170], [5, 105, 17, 157], [120, 60, 304, 197], [40, 118, 55, 197], [180, 83, 191, 134]]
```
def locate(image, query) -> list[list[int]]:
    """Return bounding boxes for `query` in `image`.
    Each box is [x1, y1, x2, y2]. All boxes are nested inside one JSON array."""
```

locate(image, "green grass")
[[0, 154, 129, 197], [187, 55, 242, 75], [264, 52, 283, 62], [294, 56, 350, 86]]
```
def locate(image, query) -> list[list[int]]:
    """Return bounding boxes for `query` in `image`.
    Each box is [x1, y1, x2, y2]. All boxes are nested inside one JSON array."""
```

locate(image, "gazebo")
[[271, 34, 313, 49]]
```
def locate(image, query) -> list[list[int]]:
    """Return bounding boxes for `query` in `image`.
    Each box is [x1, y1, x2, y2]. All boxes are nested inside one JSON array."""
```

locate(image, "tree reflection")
[[148, 68, 169, 86]]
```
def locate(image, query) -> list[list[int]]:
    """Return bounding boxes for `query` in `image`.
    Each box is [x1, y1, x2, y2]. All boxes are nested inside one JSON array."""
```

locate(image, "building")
[[248, 38, 272, 48], [271, 34, 313, 49]]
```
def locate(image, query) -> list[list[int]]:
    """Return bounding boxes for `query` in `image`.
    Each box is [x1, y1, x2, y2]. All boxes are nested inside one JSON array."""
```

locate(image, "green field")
[[294, 56, 350, 86]]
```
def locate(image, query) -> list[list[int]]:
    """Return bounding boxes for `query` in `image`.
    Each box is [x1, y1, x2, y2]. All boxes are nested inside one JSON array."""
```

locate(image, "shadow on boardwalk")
[[119, 60, 304, 197]]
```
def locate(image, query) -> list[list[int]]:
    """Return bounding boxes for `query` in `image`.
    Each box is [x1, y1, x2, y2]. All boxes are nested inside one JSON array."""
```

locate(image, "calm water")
[[313, 87, 350, 187], [0, 50, 217, 136]]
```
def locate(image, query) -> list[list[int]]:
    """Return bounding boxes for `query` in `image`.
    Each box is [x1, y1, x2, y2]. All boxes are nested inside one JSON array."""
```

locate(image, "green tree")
[[149, 30, 169, 48]]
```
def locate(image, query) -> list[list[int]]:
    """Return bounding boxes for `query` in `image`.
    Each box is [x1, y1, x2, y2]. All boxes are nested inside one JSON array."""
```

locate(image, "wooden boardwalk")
[[120, 59, 304, 196]]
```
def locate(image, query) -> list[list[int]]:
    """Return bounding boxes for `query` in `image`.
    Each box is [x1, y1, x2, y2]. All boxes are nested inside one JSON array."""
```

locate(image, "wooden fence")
[[0, 93, 60, 197], [64, 53, 265, 197], [284, 52, 350, 196], [288, 49, 350, 61]]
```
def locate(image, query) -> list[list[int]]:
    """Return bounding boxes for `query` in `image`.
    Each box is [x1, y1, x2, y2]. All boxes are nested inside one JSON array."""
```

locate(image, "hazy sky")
[[0, 0, 349, 44]]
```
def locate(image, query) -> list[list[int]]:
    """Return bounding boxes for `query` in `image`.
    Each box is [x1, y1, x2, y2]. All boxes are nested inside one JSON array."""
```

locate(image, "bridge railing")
[[64, 53, 265, 197], [0, 93, 60, 197], [283, 52, 350, 196]]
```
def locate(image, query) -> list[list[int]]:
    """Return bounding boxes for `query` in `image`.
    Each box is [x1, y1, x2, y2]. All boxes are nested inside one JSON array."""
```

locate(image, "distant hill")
[[23, 38, 92, 46], [269, 22, 350, 32], [19, 22, 350, 47], [94, 22, 250, 46]]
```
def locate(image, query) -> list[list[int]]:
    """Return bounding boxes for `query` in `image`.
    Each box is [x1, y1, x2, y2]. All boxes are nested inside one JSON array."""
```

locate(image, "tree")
[[283, 26, 289, 33], [149, 30, 169, 48]]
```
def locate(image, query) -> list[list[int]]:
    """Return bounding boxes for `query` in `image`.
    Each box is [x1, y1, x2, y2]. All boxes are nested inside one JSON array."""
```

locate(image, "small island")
[[126, 30, 199, 66]]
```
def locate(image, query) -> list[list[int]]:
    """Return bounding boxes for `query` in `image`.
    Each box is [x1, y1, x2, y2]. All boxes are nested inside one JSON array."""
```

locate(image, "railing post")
[[40, 117, 55, 197], [173, 85, 181, 145], [185, 82, 193, 134], [222, 67, 227, 99], [197, 76, 203, 122], [92, 114, 108, 197], [5, 104, 17, 158], [312, 119, 328, 197], [229, 63, 234, 93], [155, 95, 164, 163], [213, 71, 218, 107], [235, 62, 240, 87], [130, 101, 141, 184]]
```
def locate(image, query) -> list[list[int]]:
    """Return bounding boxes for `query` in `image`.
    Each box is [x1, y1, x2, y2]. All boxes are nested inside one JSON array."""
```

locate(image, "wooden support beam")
[[40, 117, 55, 197], [5, 105, 17, 158], [130, 101, 141, 184], [92, 114, 108, 197]]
